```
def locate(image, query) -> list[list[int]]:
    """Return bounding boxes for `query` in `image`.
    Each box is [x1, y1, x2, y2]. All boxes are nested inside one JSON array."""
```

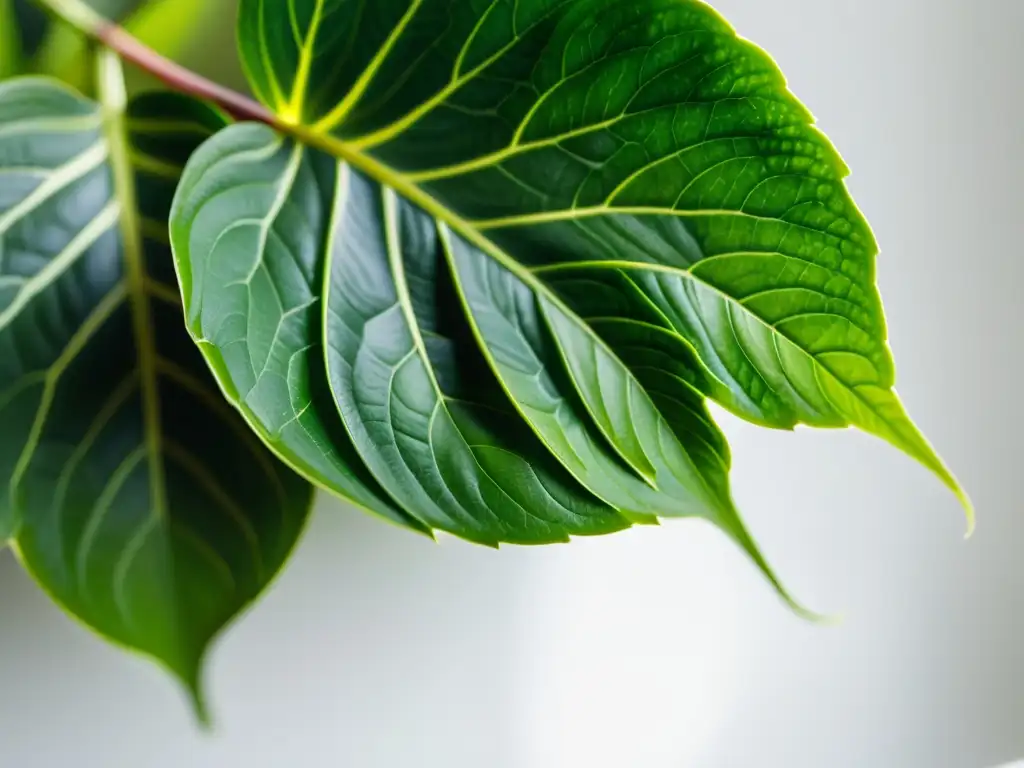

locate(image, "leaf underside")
[[0, 76, 313, 720], [172, 0, 968, 608]]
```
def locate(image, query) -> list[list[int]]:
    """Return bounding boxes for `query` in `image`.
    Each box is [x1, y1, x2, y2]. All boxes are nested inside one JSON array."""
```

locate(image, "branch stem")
[[31, 0, 275, 123]]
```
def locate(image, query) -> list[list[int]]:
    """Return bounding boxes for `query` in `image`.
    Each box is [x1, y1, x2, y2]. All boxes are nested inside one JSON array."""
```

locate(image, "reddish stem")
[[32, 0, 275, 124], [99, 24, 274, 123]]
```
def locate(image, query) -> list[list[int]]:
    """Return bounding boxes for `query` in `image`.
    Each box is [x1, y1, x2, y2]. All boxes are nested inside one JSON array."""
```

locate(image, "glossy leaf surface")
[[0, 71, 313, 719], [230, 0, 968, 523]]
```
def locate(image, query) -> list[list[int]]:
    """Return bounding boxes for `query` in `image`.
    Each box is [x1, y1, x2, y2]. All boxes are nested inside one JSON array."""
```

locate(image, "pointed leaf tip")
[[185, 676, 213, 730], [960, 489, 976, 540]]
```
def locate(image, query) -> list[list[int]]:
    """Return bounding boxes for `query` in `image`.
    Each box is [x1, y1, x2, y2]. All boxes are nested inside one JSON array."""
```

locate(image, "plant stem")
[[31, 0, 274, 123]]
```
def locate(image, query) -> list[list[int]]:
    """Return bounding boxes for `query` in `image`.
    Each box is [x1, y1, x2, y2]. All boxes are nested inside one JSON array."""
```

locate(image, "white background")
[[1, 0, 1021, 766]]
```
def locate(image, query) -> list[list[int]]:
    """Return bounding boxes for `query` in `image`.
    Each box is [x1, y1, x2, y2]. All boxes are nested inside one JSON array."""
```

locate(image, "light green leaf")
[[232, 0, 970, 529], [174, 128, 809, 598], [0, 65, 313, 721]]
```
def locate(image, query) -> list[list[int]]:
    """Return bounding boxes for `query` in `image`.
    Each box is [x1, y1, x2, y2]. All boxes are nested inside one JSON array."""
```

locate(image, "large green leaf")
[[171, 2, 868, 614], [0, 63, 313, 719], [229, 0, 970, 522]]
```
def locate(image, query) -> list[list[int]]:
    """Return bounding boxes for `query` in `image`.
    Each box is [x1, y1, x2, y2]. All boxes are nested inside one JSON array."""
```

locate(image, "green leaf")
[[175, 127, 812, 605], [174, 3, 829, 610], [231, 0, 970, 529], [0, 64, 313, 720], [168, 123, 428, 536]]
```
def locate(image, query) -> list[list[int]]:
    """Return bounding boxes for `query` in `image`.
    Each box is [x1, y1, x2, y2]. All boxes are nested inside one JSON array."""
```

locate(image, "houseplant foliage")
[[0, 0, 971, 720]]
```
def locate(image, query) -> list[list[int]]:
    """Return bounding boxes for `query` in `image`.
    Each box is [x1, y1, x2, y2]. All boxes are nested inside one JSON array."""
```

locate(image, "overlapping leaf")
[[0, 67, 312, 719], [171, 0, 968, 613], [174, 126, 803, 598]]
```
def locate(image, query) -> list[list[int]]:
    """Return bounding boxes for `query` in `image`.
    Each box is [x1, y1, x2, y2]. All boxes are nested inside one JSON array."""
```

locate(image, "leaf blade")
[[221, 0, 970, 605], [0, 73, 315, 718]]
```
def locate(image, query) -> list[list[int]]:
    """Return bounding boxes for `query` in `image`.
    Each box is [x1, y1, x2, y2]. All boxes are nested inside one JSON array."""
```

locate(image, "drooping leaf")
[[0, 63, 313, 720], [227, 0, 969, 526]]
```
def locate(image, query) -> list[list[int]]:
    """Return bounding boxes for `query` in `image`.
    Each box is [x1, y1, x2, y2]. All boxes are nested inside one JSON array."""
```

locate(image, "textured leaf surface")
[[0, 71, 313, 718], [323, 163, 629, 544], [176, 129, 805, 594], [232, 0, 968, 524], [169, 124, 428, 536]]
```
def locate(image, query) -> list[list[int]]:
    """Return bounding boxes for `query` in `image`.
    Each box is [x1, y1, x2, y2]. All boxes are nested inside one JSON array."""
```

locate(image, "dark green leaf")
[[0, 66, 313, 720]]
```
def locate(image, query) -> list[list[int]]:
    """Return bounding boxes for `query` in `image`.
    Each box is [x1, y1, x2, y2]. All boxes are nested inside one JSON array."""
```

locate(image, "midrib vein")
[[99, 52, 168, 524]]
